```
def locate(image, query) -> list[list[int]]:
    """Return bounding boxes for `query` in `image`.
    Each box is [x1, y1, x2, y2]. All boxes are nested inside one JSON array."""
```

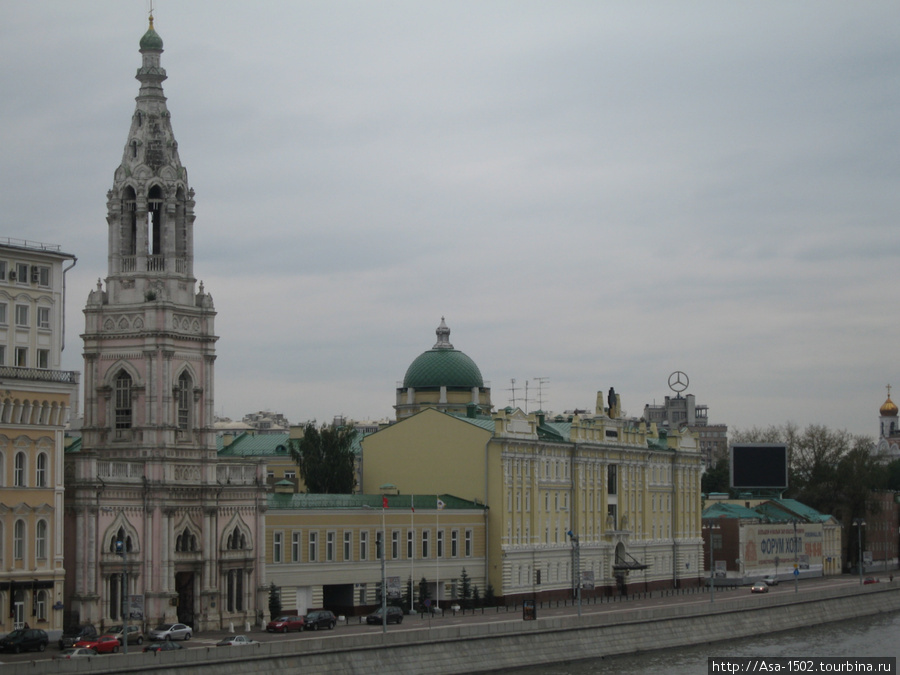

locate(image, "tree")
[[268, 582, 282, 619], [472, 585, 481, 608], [459, 568, 472, 609], [417, 576, 431, 612], [483, 583, 496, 607], [701, 456, 730, 495], [289, 422, 357, 493]]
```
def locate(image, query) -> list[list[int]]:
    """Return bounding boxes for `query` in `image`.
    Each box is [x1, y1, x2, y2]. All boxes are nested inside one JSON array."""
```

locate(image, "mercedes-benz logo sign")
[[668, 371, 689, 393]]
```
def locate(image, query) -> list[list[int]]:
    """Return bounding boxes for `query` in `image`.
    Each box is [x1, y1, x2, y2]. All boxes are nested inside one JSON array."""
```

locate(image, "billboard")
[[730, 443, 788, 490]]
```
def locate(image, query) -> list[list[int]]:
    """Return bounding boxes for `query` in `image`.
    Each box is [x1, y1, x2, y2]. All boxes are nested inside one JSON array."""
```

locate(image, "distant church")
[[64, 17, 266, 631], [876, 386, 900, 462]]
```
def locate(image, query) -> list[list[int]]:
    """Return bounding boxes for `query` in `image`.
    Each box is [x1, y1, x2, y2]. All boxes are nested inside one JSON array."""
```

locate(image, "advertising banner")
[[742, 523, 823, 574]]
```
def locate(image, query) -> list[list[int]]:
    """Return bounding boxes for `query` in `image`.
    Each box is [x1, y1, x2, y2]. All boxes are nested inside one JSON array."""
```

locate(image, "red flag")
[[382, 495, 388, 508]]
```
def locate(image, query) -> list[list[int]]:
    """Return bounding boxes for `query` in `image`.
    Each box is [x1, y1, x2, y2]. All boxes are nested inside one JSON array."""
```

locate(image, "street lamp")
[[702, 520, 720, 603], [792, 520, 799, 594], [566, 530, 581, 617], [115, 538, 129, 655], [853, 518, 866, 586]]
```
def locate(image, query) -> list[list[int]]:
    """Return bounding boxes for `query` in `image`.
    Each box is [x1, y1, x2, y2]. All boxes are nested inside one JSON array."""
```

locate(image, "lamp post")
[[792, 520, 799, 594], [115, 538, 129, 655], [566, 530, 581, 617], [702, 520, 720, 603], [853, 518, 866, 586]]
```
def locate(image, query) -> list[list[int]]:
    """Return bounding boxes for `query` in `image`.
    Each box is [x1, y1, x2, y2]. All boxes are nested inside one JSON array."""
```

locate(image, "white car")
[[148, 623, 192, 641], [216, 635, 256, 647], [762, 575, 779, 586]]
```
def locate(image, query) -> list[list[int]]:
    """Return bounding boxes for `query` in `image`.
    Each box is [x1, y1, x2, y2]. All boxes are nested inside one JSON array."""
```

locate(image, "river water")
[[492, 610, 900, 674]]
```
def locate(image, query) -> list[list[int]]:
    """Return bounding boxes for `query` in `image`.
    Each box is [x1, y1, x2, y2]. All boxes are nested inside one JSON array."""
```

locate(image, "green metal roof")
[[755, 499, 834, 523], [702, 502, 762, 520], [403, 348, 484, 389], [268, 493, 485, 511], [140, 19, 163, 51], [217, 432, 291, 457]]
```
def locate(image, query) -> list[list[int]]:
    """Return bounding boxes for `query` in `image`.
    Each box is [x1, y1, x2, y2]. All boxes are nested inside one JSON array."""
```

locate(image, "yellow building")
[[1, 239, 78, 635], [364, 401, 705, 602], [264, 488, 487, 616]]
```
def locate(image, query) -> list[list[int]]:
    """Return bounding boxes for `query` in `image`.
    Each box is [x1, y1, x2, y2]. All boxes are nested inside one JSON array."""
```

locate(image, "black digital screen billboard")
[[730, 443, 788, 490]]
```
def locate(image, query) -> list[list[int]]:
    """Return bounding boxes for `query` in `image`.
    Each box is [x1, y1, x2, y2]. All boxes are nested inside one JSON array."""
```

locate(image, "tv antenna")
[[533, 377, 549, 411]]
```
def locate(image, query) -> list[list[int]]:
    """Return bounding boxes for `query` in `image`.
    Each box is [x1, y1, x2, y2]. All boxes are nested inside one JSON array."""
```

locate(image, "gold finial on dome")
[[880, 384, 898, 417]]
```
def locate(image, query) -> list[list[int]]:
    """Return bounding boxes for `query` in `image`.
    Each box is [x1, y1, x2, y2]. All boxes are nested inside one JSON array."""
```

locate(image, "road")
[[0, 574, 888, 667]]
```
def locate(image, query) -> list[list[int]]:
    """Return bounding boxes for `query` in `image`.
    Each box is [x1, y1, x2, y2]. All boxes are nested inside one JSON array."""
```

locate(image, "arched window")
[[36, 590, 47, 621], [14, 520, 25, 560], [36, 453, 48, 487], [148, 185, 163, 256], [115, 371, 133, 430], [14, 452, 25, 487], [177, 372, 192, 430], [176, 527, 198, 553], [36, 520, 48, 559], [109, 527, 133, 554]]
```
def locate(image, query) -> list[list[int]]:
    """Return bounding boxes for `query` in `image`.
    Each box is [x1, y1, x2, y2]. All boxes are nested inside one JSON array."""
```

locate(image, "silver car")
[[148, 623, 192, 641]]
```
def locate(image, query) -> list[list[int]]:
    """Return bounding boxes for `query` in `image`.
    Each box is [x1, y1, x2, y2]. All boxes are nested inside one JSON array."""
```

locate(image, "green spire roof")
[[140, 16, 163, 51]]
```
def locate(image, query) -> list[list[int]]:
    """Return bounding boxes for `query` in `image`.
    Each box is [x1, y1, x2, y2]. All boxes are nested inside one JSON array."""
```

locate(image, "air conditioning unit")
[[7, 271, 15, 281]]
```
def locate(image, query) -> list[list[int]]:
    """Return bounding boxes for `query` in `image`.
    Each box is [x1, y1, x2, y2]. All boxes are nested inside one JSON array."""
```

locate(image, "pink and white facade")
[[63, 18, 266, 632]]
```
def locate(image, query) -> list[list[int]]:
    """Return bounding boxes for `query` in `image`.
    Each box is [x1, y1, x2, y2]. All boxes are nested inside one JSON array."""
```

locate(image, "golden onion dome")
[[880, 394, 898, 417]]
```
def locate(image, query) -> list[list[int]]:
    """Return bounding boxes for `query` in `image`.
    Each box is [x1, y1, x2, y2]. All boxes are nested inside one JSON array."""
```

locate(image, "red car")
[[266, 615, 305, 633], [75, 635, 120, 654]]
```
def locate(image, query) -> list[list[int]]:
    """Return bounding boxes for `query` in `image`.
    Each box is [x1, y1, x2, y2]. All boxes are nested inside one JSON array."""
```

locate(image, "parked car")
[[148, 623, 192, 641], [75, 635, 120, 654], [216, 635, 257, 646], [55, 647, 98, 659], [762, 575, 779, 586], [0, 628, 49, 653], [751, 582, 769, 593], [267, 615, 305, 632], [143, 640, 183, 653], [366, 606, 403, 625], [107, 624, 143, 645], [58, 624, 98, 650], [303, 610, 337, 630], [864, 577, 880, 585]]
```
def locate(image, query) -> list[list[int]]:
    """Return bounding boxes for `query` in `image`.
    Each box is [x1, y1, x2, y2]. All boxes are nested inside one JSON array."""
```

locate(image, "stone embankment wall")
[[13, 583, 900, 675]]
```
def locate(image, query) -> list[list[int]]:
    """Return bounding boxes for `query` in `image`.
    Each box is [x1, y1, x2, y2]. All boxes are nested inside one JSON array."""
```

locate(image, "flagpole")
[[381, 496, 387, 633], [436, 495, 440, 612], [410, 494, 415, 613]]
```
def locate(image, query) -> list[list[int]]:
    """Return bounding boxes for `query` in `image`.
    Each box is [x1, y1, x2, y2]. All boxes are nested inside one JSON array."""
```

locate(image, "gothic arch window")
[[224, 524, 250, 551], [122, 186, 137, 257], [177, 371, 192, 430], [175, 526, 198, 553], [175, 187, 186, 257], [36, 452, 48, 487], [148, 185, 163, 256], [226, 569, 244, 613], [14, 452, 25, 487], [115, 370, 133, 430], [109, 527, 134, 554]]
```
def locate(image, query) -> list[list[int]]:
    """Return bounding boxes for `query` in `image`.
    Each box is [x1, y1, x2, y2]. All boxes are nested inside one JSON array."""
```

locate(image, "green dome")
[[403, 349, 484, 389], [140, 17, 163, 50]]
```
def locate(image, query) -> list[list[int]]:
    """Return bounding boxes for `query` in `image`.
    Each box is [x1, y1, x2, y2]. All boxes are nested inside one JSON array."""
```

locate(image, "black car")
[[58, 624, 98, 650], [303, 610, 337, 630], [143, 640, 183, 653], [0, 628, 49, 653], [366, 606, 403, 625]]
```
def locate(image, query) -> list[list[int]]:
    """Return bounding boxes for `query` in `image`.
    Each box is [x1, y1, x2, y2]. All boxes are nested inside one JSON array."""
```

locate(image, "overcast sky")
[[3, 2, 898, 437]]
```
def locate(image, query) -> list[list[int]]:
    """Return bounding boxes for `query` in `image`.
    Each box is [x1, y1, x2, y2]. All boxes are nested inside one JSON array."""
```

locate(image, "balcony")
[[0, 366, 79, 384]]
